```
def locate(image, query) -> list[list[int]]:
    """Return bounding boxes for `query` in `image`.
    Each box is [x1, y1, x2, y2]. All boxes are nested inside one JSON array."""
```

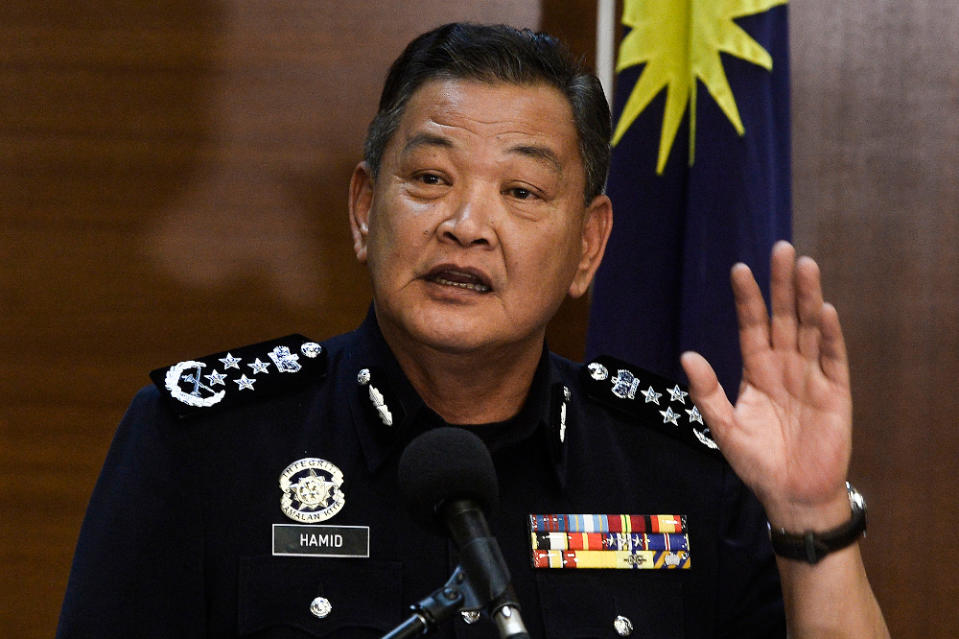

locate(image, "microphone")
[[398, 427, 530, 639]]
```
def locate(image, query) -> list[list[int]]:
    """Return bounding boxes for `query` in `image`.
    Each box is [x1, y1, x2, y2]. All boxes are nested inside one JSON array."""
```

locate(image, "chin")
[[412, 320, 495, 354], [378, 298, 543, 356]]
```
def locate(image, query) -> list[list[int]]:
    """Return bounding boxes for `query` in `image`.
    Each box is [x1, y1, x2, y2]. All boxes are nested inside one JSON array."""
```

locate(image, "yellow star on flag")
[[612, 0, 787, 174]]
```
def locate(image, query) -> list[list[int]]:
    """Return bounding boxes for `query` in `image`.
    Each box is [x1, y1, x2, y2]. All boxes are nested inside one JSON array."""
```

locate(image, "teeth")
[[434, 277, 490, 293]]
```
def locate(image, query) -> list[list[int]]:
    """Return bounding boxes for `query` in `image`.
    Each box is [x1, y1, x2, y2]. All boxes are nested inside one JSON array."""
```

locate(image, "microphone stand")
[[488, 585, 529, 638], [380, 564, 529, 639], [381, 565, 482, 639]]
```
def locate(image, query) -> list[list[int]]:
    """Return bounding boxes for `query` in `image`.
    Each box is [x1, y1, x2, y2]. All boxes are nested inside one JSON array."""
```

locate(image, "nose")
[[438, 188, 497, 249]]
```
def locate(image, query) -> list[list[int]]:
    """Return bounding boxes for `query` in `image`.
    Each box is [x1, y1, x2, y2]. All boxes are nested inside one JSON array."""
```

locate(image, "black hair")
[[363, 23, 611, 204]]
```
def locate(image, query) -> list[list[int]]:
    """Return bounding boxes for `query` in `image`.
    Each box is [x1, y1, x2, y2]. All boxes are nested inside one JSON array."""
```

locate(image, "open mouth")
[[424, 266, 492, 293]]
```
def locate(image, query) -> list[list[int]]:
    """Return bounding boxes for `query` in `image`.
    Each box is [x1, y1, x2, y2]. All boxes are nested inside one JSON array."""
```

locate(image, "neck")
[[380, 326, 544, 425]]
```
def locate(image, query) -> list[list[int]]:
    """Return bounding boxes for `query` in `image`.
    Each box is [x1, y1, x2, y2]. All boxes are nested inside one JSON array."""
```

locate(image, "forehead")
[[391, 78, 581, 164]]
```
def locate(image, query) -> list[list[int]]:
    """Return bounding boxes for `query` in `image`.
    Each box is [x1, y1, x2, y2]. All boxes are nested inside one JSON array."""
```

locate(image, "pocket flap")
[[537, 572, 685, 638], [238, 555, 402, 637]]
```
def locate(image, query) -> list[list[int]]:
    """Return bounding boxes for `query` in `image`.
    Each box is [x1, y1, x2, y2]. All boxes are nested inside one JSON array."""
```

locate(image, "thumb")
[[681, 351, 736, 443]]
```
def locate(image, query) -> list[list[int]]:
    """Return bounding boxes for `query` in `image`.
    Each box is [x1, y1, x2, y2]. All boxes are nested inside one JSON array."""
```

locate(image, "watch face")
[[847, 483, 866, 512]]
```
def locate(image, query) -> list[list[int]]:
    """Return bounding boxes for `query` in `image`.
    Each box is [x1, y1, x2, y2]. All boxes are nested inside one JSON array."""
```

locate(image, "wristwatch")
[[768, 482, 867, 564]]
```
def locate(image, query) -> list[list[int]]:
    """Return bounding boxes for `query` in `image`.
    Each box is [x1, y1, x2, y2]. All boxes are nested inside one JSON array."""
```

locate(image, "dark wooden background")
[[1, 1, 956, 637]]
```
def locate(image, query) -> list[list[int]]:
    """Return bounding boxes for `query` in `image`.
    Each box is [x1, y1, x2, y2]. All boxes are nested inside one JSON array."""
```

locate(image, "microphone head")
[[398, 427, 499, 532]]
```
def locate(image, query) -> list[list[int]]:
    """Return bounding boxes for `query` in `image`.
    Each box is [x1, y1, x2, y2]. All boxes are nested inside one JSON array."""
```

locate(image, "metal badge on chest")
[[273, 457, 370, 559], [279, 458, 345, 523]]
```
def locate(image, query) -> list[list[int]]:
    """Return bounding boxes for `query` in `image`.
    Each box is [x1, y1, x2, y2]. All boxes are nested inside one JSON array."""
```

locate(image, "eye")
[[506, 186, 540, 201], [417, 173, 445, 186]]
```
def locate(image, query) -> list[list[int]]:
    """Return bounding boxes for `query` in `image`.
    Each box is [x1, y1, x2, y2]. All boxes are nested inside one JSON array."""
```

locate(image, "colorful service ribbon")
[[529, 514, 691, 570]]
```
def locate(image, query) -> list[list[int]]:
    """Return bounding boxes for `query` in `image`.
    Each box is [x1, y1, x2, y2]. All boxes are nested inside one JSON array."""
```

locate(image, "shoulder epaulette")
[[149, 334, 327, 419], [581, 355, 721, 458]]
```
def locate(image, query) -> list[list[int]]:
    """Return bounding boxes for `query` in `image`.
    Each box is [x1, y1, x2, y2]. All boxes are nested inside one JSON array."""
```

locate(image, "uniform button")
[[613, 614, 634, 636], [309, 596, 332, 619], [460, 610, 481, 624]]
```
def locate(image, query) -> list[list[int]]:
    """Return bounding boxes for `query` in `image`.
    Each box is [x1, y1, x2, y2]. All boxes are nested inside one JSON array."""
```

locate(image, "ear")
[[568, 194, 613, 299], [348, 161, 374, 264]]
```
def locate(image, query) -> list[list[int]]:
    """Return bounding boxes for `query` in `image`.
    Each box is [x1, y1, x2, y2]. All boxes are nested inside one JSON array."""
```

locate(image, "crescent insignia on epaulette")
[[164, 360, 227, 408], [581, 355, 721, 457]]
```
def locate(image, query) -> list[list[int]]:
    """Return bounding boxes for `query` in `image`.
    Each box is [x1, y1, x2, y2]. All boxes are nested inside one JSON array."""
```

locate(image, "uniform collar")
[[345, 307, 570, 487]]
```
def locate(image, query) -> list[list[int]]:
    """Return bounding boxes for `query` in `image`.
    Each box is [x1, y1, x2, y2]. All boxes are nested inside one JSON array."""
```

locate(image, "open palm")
[[682, 242, 853, 529]]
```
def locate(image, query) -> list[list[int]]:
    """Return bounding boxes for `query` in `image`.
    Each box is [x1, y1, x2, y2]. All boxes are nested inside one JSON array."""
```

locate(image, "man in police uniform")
[[58, 23, 889, 638]]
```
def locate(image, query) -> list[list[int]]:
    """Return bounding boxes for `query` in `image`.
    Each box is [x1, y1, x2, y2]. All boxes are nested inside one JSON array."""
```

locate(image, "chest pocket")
[[536, 572, 685, 638], [237, 555, 402, 638]]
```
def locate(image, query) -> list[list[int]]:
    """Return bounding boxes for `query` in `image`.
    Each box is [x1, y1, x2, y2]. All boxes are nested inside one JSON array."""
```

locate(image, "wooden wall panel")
[[0, 3, 541, 637], [790, 3, 959, 637], [540, 0, 598, 362]]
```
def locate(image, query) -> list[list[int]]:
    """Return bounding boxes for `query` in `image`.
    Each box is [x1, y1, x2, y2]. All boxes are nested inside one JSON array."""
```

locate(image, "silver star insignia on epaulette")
[[641, 386, 662, 405], [234, 374, 256, 390], [667, 385, 688, 404], [659, 406, 680, 426], [204, 370, 227, 386], [219, 353, 242, 370], [248, 358, 271, 375], [686, 406, 703, 424]]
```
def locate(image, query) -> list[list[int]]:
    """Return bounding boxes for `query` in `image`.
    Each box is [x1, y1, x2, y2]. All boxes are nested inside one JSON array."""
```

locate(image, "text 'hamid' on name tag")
[[272, 524, 370, 558]]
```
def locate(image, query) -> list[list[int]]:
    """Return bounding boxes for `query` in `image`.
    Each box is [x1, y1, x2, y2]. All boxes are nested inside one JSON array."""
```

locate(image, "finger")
[[820, 302, 850, 388], [795, 256, 824, 361], [681, 351, 736, 441], [769, 240, 798, 351], [731, 263, 771, 361]]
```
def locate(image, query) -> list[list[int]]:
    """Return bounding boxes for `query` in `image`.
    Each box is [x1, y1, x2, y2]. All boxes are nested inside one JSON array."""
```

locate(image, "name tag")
[[272, 524, 370, 558]]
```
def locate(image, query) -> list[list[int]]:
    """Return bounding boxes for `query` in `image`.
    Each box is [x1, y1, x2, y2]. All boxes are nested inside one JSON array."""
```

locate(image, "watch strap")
[[769, 483, 867, 564]]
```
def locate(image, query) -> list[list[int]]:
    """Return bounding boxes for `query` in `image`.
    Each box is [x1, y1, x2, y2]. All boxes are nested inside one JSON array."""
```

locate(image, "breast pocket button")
[[614, 614, 634, 636], [309, 596, 332, 619]]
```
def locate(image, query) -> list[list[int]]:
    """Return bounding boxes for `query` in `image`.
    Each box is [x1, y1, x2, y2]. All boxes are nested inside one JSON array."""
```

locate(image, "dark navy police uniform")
[[58, 310, 785, 638]]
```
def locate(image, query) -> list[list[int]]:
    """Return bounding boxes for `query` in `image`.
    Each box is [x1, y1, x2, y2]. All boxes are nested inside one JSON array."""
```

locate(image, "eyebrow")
[[508, 144, 563, 176], [401, 133, 453, 157], [401, 133, 563, 176]]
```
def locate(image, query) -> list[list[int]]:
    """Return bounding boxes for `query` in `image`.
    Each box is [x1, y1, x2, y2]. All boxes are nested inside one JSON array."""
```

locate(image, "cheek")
[[367, 214, 428, 274], [546, 232, 585, 290], [506, 228, 580, 287]]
